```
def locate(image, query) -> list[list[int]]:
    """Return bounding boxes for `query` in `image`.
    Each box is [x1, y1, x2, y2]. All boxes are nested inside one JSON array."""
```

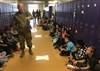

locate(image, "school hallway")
[[3, 26, 70, 71]]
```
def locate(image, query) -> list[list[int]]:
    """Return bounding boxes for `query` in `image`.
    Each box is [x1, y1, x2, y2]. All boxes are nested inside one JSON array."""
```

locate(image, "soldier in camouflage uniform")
[[13, 3, 33, 58]]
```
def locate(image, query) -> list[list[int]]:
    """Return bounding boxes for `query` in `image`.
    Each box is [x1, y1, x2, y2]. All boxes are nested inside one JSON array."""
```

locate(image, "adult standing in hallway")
[[32, 9, 36, 19], [13, 3, 33, 58], [38, 9, 41, 19], [35, 9, 40, 24], [32, 9, 36, 29], [42, 10, 45, 18]]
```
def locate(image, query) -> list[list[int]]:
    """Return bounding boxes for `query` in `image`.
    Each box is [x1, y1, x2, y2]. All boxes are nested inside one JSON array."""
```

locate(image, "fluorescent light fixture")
[[36, 55, 49, 60], [34, 35, 42, 38], [22, 1, 45, 3], [49, 1, 58, 4], [48, 3, 56, 6], [25, 45, 35, 48]]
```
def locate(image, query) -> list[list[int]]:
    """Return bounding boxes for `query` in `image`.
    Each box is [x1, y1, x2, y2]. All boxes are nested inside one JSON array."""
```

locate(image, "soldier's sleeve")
[[26, 11, 34, 20], [12, 15, 18, 31]]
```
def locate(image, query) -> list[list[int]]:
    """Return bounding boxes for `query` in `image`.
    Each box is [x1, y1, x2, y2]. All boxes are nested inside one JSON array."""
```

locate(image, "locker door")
[[71, 1, 74, 24], [96, 25, 100, 57], [79, 0, 88, 42], [63, 3, 66, 25], [0, 2, 1, 18], [0, 3, 3, 18], [94, 0, 100, 58], [87, 0, 99, 46], [0, 19, 2, 32], [80, 0, 91, 45], [73, 1, 78, 34], [66, 3, 68, 24], [71, 1, 76, 33], [73, 2, 76, 22], [80, 0, 86, 24], [67, 3, 70, 25], [85, 0, 93, 25], [76, 0, 81, 24], [55, 4, 58, 22]]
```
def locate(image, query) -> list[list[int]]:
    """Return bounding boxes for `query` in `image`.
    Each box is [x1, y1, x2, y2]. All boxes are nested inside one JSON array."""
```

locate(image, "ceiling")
[[18, 0, 73, 3], [0, 0, 73, 4]]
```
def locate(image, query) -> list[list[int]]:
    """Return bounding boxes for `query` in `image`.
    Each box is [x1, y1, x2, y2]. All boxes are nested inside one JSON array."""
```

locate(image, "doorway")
[[28, 4, 38, 32]]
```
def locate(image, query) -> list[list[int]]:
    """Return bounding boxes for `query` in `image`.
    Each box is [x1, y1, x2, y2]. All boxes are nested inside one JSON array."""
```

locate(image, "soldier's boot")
[[29, 49, 33, 55], [20, 51, 25, 58]]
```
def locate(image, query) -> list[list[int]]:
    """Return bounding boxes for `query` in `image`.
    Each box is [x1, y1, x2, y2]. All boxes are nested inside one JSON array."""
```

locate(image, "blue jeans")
[[0, 51, 8, 64]]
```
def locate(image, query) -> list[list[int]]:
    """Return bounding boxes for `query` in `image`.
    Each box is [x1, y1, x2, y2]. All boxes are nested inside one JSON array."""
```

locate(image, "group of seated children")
[[67, 45, 100, 71], [39, 18, 54, 31], [46, 22, 100, 71], [0, 26, 19, 69]]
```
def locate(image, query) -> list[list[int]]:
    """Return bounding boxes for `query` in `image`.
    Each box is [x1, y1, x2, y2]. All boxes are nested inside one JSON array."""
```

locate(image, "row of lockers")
[[55, 0, 100, 57], [56, 0, 100, 13], [0, 2, 17, 32], [0, 2, 17, 13], [56, 0, 100, 24], [44, 6, 53, 19]]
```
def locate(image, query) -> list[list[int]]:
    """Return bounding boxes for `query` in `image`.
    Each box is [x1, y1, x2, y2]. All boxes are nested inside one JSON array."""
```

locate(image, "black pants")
[[60, 50, 70, 56], [76, 70, 90, 71], [57, 37, 65, 47], [95, 63, 100, 71], [0, 46, 12, 55]]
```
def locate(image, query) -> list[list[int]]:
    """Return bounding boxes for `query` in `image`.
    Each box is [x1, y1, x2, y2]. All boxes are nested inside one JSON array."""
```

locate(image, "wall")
[[0, 0, 18, 4], [38, 3, 45, 17], [17, 0, 45, 16], [0, 2, 17, 32]]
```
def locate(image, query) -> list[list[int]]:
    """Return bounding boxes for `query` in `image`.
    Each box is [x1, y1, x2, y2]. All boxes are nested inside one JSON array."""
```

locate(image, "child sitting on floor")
[[69, 46, 98, 71], [60, 35, 75, 56], [67, 40, 86, 70]]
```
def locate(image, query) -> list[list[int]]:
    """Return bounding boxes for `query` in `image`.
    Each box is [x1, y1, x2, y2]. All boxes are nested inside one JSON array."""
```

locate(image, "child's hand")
[[2, 56, 7, 58], [72, 59, 75, 62], [73, 61, 78, 65], [99, 60, 100, 63], [25, 17, 29, 20], [60, 48, 65, 51], [71, 66, 79, 70], [74, 66, 80, 70], [74, 47, 77, 52]]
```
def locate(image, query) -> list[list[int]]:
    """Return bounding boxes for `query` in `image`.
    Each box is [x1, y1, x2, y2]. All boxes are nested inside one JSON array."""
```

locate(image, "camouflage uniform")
[[13, 10, 33, 52]]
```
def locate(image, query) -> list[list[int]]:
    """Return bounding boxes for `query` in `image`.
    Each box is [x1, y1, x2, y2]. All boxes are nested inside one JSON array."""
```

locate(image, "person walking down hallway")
[[32, 9, 36, 19], [35, 9, 40, 24], [13, 3, 33, 58]]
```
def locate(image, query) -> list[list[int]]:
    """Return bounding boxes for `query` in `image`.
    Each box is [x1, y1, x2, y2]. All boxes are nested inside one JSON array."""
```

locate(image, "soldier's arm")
[[12, 15, 18, 31], [26, 11, 33, 20]]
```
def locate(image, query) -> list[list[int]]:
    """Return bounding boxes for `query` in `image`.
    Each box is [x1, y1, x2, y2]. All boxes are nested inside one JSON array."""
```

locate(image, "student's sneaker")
[[29, 49, 33, 55], [20, 52, 25, 58], [54, 46, 59, 49], [3, 62, 7, 67], [53, 43, 57, 46], [7, 54, 14, 58], [67, 64, 75, 69], [0, 68, 2, 71], [58, 48, 61, 51]]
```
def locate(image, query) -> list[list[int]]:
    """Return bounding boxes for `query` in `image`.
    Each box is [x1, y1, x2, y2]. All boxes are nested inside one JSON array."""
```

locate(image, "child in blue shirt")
[[60, 35, 75, 56]]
